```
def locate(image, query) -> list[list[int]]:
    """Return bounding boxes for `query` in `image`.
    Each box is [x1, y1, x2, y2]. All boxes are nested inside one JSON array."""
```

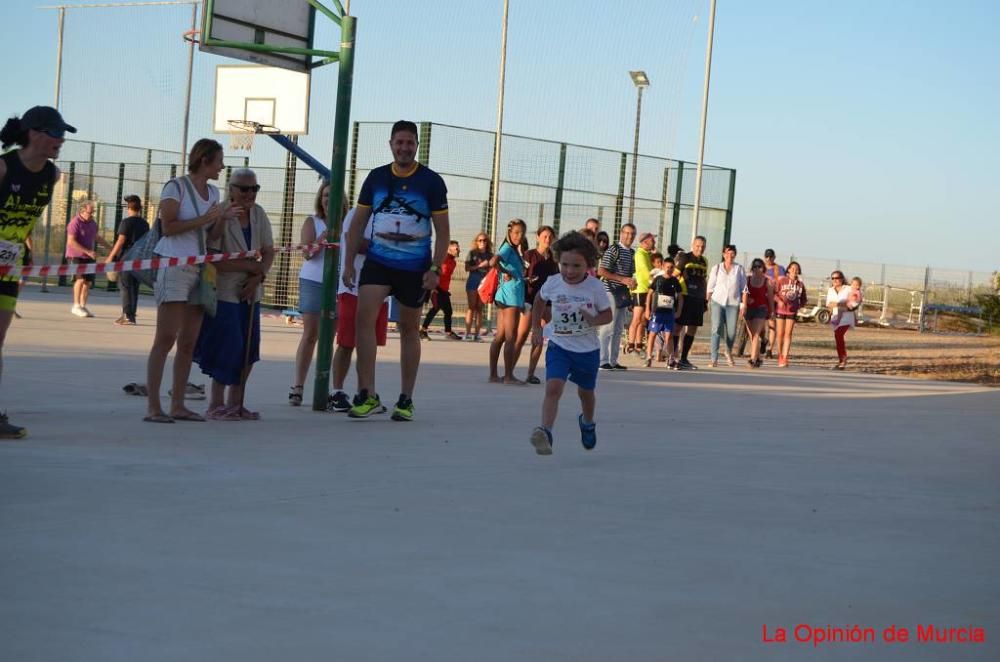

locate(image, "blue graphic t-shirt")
[[357, 162, 448, 272]]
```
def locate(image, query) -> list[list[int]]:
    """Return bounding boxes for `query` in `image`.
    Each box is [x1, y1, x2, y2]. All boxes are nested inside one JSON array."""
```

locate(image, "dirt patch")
[[715, 322, 1000, 386]]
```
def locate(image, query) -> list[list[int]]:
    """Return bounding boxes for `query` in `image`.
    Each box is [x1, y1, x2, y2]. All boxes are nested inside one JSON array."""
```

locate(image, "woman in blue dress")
[[488, 218, 528, 384]]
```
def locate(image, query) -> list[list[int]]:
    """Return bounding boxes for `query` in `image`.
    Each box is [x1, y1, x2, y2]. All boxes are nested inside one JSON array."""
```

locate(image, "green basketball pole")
[[313, 14, 356, 410]]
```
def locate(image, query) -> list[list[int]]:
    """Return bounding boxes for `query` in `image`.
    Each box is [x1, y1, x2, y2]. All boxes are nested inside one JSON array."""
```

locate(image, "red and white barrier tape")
[[0, 240, 338, 278]]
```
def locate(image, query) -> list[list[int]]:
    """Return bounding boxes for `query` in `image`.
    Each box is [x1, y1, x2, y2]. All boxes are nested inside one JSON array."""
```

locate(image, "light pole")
[[628, 70, 649, 224], [691, 0, 717, 242]]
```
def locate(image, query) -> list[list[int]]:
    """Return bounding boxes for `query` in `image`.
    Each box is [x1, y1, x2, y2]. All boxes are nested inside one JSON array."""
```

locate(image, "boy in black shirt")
[[643, 257, 685, 368], [105, 194, 149, 325]]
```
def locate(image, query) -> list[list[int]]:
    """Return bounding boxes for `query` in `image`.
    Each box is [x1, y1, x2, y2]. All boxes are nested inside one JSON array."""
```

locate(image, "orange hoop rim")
[[182, 29, 201, 45]]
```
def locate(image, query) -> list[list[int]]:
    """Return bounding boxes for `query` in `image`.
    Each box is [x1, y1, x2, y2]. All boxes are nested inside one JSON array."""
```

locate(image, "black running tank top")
[[0, 150, 57, 244]]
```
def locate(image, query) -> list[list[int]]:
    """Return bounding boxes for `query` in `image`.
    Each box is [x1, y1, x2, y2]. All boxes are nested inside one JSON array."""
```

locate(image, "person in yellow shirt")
[[625, 232, 655, 357]]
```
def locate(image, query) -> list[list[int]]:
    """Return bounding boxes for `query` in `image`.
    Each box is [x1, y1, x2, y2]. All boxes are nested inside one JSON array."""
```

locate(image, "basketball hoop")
[[227, 120, 280, 151], [182, 29, 201, 46]]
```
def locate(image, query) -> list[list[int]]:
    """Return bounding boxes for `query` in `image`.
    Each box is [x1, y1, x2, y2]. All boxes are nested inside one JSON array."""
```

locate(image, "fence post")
[[41, 180, 56, 292], [170, 164, 177, 179], [86, 141, 96, 199], [143, 149, 152, 217], [597, 206, 604, 223], [879, 263, 889, 325], [481, 200, 489, 234], [275, 140, 298, 308], [657, 166, 670, 248], [723, 168, 737, 246], [58, 162, 76, 287], [613, 152, 627, 237], [552, 142, 567, 235], [348, 121, 360, 205], [418, 122, 431, 166], [107, 162, 125, 291], [918, 266, 931, 332], [966, 271, 974, 304], [670, 161, 684, 245], [537, 203, 545, 228]]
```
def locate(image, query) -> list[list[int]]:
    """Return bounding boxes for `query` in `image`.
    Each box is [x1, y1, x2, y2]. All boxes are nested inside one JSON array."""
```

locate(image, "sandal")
[[206, 405, 238, 421], [143, 413, 174, 424], [289, 385, 303, 406], [526, 375, 541, 385], [232, 406, 261, 421]]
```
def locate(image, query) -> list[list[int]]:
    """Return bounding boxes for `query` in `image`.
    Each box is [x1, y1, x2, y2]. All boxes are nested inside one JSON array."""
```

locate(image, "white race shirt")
[[298, 215, 328, 284], [153, 176, 219, 258], [538, 274, 610, 353]]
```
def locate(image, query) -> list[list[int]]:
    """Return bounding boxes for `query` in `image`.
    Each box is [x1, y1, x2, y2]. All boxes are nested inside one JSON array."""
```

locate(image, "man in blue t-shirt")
[[342, 120, 450, 422]]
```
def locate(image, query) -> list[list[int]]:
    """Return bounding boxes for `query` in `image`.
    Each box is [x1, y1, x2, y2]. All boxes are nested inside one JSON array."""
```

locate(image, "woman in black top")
[[0, 106, 74, 438], [463, 232, 493, 341], [513, 225, 558, 384]]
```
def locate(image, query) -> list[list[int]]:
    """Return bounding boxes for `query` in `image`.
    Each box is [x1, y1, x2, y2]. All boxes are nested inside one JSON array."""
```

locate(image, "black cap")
[[764, 248, 776, 258], [123, 194, 142, 207], [20, 106, 76, 134]]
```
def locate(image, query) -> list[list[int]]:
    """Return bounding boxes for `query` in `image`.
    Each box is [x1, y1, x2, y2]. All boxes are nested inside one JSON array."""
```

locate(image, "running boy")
[[529, 231, 612, 455], [643, 256, 685, 368]]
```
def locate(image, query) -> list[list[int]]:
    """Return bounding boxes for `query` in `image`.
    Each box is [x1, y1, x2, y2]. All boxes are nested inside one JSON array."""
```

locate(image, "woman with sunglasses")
[[826, 270, 859, 370], [741, 258, 774, 368], [0, 106, 75, 438], [489, 219, 528, 384], [463, 232, 493, 341]]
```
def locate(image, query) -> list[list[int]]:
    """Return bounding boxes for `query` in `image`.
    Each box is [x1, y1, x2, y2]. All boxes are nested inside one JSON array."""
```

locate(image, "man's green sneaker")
[[0, 412, 27, 440], [348, 391, 386, 418], [391, 395, 414, 422]]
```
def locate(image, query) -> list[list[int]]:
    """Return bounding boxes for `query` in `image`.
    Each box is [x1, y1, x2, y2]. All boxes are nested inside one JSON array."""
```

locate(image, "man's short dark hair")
[[391, 120, 418, 139], [764, 248, 776, 258], [694, 235, 707, 244], [123, 194, 142, 210]]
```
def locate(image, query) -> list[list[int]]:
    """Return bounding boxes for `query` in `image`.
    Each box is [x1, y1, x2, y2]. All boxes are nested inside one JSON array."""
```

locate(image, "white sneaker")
[[71, 305, 87, 317], [81, 307, 94, 318]]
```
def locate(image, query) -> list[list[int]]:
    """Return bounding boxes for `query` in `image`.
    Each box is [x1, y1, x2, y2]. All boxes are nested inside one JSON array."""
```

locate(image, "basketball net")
[[226, 120, 264, 151]]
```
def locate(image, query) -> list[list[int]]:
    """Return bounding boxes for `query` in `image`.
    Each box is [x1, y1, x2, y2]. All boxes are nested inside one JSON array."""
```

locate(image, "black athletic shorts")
[[632, 292, 648, 308], [358, 258, 429, 309], [676, 296, 706, 327], [71, 257, 96, 285]]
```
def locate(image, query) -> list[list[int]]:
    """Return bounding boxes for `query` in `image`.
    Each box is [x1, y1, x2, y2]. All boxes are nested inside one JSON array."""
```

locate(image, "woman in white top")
[[826, 270, 862, 370], [145, 139, 235, 423], [705, 244, 748, 367]]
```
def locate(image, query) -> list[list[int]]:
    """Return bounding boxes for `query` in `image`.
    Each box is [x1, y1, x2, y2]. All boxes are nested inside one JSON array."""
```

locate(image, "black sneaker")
[[611, 364, 628, 370], [0, 412, 27, 440], [599, 363, 614, 371], [677, 359, 698, 370], [326, 391, 352, 413], [419, 329, 430, 340]]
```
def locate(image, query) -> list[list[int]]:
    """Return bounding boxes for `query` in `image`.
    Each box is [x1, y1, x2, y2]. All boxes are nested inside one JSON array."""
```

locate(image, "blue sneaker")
[[578, 414, 597, 450], [530, 426, 553, 455]]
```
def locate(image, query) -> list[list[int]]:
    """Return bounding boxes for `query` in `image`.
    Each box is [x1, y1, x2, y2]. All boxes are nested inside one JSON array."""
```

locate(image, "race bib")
[[0, 239, 22, 267], [656, 294, 675, 310], [552, 298, 591, 336]]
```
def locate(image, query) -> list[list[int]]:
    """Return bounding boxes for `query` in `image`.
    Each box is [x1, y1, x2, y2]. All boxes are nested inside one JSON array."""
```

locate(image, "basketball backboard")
[[200, 0, 316, 72], [213, 65, 310, 135]]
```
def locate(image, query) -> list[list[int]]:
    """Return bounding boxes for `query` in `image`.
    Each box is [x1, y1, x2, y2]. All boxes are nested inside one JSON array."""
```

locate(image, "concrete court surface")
[[1, 288, 998, 662]]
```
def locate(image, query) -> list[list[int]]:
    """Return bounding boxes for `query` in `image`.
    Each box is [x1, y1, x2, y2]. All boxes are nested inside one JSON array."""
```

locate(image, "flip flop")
[[143, 414, 174, 424], [171, 411, 206, 422]]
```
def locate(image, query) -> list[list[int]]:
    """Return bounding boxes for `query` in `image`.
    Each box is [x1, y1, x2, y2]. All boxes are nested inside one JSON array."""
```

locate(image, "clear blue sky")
[[3, 0, 998, 271]]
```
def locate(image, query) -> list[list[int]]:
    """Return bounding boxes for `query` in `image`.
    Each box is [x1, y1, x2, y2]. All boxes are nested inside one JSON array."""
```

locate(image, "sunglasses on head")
[[231, 184, 260, 193]]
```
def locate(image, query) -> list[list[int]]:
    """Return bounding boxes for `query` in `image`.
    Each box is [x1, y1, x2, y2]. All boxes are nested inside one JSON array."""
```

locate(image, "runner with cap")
[[0, 106, 75, 438]]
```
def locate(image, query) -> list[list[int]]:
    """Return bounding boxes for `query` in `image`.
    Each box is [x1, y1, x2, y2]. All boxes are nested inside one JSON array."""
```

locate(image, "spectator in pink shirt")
[[65, 200, 111, 318]]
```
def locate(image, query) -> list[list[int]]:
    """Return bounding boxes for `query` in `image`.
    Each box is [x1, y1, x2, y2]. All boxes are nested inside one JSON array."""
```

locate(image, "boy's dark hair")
[[663, 256, 675, 265], [391, 120, 418, 139], [552, 230, 599, 268], [651, 252, 663, 262], [448, 240, 459, 247], [666, 243, 682, 258]]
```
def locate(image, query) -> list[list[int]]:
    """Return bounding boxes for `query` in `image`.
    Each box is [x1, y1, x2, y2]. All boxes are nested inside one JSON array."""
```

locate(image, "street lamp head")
[[629, 70, 650, 88]]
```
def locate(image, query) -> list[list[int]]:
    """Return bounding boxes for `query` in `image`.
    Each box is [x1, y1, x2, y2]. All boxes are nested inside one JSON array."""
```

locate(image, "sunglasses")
[[231, 184, 261, 193], [831, 275, 843, 280], [37, 128, 65, 139]]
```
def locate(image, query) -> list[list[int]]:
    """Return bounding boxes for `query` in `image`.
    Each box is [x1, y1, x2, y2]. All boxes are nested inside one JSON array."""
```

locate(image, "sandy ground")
[[2, 288, 998, 661]]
